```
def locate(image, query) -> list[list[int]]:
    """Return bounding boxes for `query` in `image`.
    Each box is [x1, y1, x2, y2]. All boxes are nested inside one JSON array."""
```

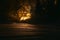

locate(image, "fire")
[[20, 13, 31, 21], [17, 4, 31, 21]]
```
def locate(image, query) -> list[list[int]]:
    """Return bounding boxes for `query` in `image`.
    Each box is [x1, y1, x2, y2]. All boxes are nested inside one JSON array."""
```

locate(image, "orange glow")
[[17, 4, 31, 21], [20, 13, 31, 21]]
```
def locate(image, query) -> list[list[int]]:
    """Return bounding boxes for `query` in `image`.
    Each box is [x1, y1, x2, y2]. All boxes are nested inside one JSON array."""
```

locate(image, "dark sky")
[[0, 0, 57, 24]]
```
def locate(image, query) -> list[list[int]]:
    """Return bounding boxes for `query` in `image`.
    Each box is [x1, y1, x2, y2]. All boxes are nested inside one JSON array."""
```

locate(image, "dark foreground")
[[0, 23, 56, 40]]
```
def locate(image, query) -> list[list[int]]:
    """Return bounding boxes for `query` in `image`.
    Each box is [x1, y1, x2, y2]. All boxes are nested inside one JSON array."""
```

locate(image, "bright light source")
[[17, 4, 31, 21]]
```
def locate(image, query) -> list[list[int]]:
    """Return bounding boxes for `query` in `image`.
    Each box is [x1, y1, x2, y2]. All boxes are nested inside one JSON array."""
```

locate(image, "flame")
[[17, 4, 31, 21], [20, 13, 31, 21]]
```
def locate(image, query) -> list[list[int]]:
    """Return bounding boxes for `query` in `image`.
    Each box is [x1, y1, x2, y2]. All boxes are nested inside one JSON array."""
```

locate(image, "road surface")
[[0, 23, 56, 40]]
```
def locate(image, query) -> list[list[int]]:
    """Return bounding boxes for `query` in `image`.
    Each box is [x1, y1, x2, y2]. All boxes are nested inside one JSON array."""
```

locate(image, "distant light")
[[54, 0, 57, 5]]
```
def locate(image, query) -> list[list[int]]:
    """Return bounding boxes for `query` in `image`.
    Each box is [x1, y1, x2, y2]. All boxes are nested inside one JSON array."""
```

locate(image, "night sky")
[[0, 0, 57, 24]]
